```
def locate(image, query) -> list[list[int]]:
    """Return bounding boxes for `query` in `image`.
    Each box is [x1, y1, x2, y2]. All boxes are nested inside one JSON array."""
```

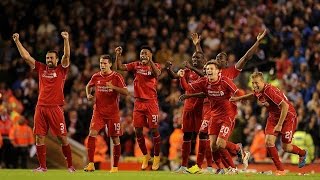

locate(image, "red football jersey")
[[253, 84, 296, 118], [183, 76, 239, 119], [34, 61, 68, 106], [125, 61, 160, 100], [88, 71, 126, 116], [180, 68, 204, 111], [221, 65, 241, 80]]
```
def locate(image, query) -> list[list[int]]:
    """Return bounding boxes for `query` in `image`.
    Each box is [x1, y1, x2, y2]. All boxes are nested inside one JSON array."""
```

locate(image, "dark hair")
[[140, 45, 153, 53], [100, 54, 112, 63], [47, 50, 59, 58], [205, 59, 220, 69]]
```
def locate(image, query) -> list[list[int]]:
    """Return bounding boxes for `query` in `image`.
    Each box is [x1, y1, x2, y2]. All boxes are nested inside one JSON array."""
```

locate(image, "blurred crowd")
[[0, 0, 319, 169]]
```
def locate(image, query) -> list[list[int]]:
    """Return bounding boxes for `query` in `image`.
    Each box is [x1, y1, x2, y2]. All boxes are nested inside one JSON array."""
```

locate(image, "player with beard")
[[115, 45, 162, 170], [12, 32, 75, 172], [230, 72, 307, 176]]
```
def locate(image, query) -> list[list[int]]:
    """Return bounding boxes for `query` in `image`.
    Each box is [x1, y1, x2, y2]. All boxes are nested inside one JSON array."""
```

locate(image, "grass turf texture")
[[0, 170, 319, 180]]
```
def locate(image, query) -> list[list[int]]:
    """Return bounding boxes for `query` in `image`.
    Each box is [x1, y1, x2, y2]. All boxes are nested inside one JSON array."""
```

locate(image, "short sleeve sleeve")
[[264, 87, 284, 106], [125, 62, 137, 72], [115, 74, 126, 88]]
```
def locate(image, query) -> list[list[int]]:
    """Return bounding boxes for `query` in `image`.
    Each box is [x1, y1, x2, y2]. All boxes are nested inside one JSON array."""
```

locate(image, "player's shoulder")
[[112, 71, 124, 78], [220, 75, 233, 82]]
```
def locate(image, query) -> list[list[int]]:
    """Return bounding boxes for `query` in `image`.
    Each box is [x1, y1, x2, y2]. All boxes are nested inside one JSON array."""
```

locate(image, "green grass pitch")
[[0, 170, 319, 180]]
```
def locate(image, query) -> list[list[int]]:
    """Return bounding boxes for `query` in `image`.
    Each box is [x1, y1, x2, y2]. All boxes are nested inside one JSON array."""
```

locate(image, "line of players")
[[12, 29, 307, 175]]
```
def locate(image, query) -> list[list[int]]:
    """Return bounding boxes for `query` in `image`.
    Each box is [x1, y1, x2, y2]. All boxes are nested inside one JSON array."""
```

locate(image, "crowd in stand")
[[0, 0, 319, 168]]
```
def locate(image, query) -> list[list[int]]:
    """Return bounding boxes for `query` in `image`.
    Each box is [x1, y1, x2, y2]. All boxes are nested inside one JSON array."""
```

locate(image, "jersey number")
[[220, 125, 230, 137]]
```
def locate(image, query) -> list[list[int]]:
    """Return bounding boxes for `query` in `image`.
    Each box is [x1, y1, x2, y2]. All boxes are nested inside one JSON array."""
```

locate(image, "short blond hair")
[[250, 71, 264, 80]]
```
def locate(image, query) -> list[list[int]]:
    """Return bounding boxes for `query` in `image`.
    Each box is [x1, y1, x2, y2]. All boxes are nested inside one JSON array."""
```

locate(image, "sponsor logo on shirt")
[[208, 90, 224, 96], [97, 85, 113, 92], [137, 69, 152, 75], [42, 71, 57, 78]]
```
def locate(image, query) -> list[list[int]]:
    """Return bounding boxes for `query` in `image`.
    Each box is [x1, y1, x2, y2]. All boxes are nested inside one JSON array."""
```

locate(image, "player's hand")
[[191, 32, 201, 45], [257, 29, 266, 42], [273, 124, 282, 133], [165, 61, 173, 69], [179, 94, 188, 102], [177, 69, 185, 77], [183, 61, 192, 69], [87, 94, 94, 101], [229, 96, 240, 102], [61, 31, 69, 39], [106, 81, 114, 89], [12, 33, 19, 42], [115, 46, 123, 55]]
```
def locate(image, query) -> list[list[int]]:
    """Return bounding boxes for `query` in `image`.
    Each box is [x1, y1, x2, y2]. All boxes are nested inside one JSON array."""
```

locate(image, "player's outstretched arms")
[[183, 61, 204, 77], [229, 93, 255, 102], [115, 46, 128, 71], [191, 32, 203, 53], [12, 33, 36, 69], [179, 92, 206, 101], [235, 29, 267, 70], [61, 31, 70, 68]]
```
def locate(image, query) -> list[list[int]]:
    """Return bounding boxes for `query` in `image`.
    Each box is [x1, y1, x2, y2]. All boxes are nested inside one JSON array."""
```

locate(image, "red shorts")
[[199, 108, 211, 134], [133, 99, 159, 128], [182, 108, 203, 132], [33, 105, 67, 136], [265, 113, 297, 143], [90, 110, 122, 137], [208, 117, 234, 140]]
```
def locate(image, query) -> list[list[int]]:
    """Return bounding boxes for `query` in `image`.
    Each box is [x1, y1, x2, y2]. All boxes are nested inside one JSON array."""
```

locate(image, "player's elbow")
[[122, 89, 130, 96]]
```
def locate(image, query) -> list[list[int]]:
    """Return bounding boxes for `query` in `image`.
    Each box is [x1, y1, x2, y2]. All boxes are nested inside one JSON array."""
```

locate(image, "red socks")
[[62, 144, 73, 168], [181, 141, 191, 167], [212, 150, 223, 169], [36, 145, 47, 168], [113, 144, 121, 167], [136, 135, 148, 155], [267, 146, 284, 171], [87, 136, 96, 162], [219, 148, 235, 168], [290, 145, 306, 157], [196, 139, 207, 167], [153, 135, 161, 156], [226, 141, 239, 155]]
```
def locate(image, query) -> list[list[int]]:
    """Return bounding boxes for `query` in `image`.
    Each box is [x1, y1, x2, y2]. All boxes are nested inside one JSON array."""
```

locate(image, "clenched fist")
[[115, 46, 123, 55], [12, 33, 19, 42], [61, 31, 69, 39]]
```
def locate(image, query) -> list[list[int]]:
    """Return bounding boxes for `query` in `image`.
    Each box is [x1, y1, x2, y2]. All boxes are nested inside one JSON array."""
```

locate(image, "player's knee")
[[199, 132, 208, 140], [183, 132, 193, 141], [111, 136, 120, 145], [135, 128, 143, 138], [35, 135, 45, 145], [216, 139, 226, 149], [57, 136, 68, 145], [89, 130, 98, 137], [151, 128, 159, 137], [282, 143, 291, 152], [265, 138, 275, 147]]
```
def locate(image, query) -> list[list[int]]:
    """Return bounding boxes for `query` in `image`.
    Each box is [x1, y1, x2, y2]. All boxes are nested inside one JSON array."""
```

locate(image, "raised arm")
[[12, 33, 36, 69], [106, 81, 129, 96], [191, 33, 203, 53], [229, 93, 255, 102], [148, 58, 161, 78], [165, 61, 179, 79], [235, 29, 267, 70], [184, 61, 204, 77], [115, 46, 128, 71], [61, 32, 70, 68]]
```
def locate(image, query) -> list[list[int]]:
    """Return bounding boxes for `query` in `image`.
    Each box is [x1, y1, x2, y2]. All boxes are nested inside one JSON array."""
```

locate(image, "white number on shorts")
[[200, 120, 209, 130], [285, 131, 292, 139], [60, 123, 65, 133], [220, 125, 230, 137], [114, 123, 121, 131], [152, 115, 158, 123]]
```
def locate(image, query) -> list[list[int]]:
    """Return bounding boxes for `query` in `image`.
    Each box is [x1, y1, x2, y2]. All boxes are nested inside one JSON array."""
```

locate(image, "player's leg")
[[108, 117, 122, 172], [146, 101, 161, 170], [195, 119, 210, 169], [33, 106, 48, 172], [281, 116, 307, 168], [110, 136, 121, 172], [49, 106, 74, 172], [179, 110, 194, 170], [265, 119, 285, 175]]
